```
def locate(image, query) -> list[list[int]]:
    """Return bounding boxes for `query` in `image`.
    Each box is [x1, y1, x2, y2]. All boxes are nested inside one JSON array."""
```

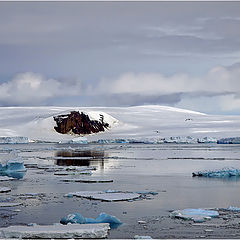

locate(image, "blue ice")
[[60, 212, 122, 229]]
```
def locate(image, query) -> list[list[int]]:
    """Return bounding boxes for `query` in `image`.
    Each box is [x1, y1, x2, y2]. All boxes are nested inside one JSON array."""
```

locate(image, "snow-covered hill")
[[0, 105, 240, 142]]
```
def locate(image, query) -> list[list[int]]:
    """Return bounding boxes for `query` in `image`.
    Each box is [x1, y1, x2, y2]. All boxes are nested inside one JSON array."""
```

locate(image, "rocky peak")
[[53, 111, 109, 135]]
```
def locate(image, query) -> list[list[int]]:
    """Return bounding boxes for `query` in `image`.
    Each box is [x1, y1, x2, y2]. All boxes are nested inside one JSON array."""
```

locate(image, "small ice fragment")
[[27, 223, 37, 227], [225, 206, 240, 211], [0, 176, 15, 181], [171, 209, 219, 222], [60, 212, 122, 229], [138, 221, 147, 224], [0, 223, 110, 238], [136, 191, 158, 195], [64, 193, 73, 198], [0, 187, 11, 193], [0, 202, 22, 207], [54, 171, 92, 176], [134, 235, 152, 239]]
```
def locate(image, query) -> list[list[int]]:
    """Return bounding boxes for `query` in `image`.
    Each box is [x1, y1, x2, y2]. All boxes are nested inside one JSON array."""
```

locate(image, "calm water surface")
[[1, 143, 240, 238]]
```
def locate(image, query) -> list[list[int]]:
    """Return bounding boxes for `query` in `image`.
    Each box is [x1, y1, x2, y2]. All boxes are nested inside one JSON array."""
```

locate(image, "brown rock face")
[[53, 111, 109, 135]]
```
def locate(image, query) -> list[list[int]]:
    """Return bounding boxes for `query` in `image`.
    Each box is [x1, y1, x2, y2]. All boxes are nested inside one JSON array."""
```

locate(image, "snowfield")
[[0, 105, 240, 142]]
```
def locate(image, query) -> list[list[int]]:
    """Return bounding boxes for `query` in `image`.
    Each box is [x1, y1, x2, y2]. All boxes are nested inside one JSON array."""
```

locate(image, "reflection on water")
[[54, 150, 108, 169], [0, 171, 26, 179], [193, 175, 240, 183]]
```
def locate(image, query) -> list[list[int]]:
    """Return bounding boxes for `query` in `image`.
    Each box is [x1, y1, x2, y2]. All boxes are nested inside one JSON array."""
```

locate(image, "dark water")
[[1, 143, 240, 238]]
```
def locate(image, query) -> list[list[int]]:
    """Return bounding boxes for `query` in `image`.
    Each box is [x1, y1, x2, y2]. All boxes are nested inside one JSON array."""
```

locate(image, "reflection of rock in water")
[[55, 150, 107, 169]]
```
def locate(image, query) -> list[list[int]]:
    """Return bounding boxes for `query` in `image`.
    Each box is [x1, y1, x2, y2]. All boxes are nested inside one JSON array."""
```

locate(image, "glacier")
[[1, 105, 240, 143], [0, 136, 29, 144]]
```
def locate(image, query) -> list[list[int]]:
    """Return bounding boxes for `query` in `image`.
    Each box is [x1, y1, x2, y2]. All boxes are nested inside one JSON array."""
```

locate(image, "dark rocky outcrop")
[[53, 111, 109, 135]]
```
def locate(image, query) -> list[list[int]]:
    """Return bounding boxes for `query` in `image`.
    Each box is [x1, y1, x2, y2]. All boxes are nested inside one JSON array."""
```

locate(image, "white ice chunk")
[[134, 235, 153, 239], [0, 223, 110, 239], [0, 187, 11, 193], [171, 208, 219, 222], [0, 176, 15, 181], [68, 191, 140, 201], [0, 202, 22, 207]]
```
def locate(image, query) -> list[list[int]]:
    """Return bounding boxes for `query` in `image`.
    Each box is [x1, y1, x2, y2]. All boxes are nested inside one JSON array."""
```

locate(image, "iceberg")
[[0, 152, 27, 179], [192, 167, 240, 178], [0, 136, 29, 144], [59, 137, 88, 144], [197, 137, 217, 143], [60, 212, 122, 229], [171, 208, 219, 222], [163, 136, 197, 144], [0, 223, 110, 239]]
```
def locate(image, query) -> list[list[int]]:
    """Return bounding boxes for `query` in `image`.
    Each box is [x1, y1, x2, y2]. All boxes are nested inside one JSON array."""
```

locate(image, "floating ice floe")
[[54, 170, 92, 176], [60, 212, 122, 229], [0, 187, 11, 193], [61, 178, 113, 183], [0, 202, 23, 207], [136, 191, 158, 195], [65, 166, 96, 171], [192, 167, 240, 178], [0, 176, 15, 181], [134, 235, 153, 239], [171, 208, 219, 222], [0, 223, 110, 239], [0, 136, 29, 144], [65, 191, 141, 202]]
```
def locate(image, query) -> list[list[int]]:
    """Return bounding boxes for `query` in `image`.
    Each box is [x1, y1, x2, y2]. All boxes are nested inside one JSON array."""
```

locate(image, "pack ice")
[[60, 212, 122, 228], [171, 208, 219, 222], [192, 167, 240, 178]]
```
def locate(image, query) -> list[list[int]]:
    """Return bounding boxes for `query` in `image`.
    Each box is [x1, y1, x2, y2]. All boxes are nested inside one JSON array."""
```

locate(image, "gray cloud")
[[1, 2, 240, 113]]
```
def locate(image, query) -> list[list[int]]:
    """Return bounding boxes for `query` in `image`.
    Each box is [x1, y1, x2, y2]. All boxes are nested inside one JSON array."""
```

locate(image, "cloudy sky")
[[1, 2, 240, 114]]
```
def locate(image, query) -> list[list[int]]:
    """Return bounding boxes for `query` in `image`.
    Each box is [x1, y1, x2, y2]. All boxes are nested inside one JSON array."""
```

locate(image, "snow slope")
[[0, 105, 240, 142]]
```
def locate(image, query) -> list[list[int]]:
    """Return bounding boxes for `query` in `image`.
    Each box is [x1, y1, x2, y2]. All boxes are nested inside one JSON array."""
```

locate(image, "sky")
[[1, 2, 240, 114]]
